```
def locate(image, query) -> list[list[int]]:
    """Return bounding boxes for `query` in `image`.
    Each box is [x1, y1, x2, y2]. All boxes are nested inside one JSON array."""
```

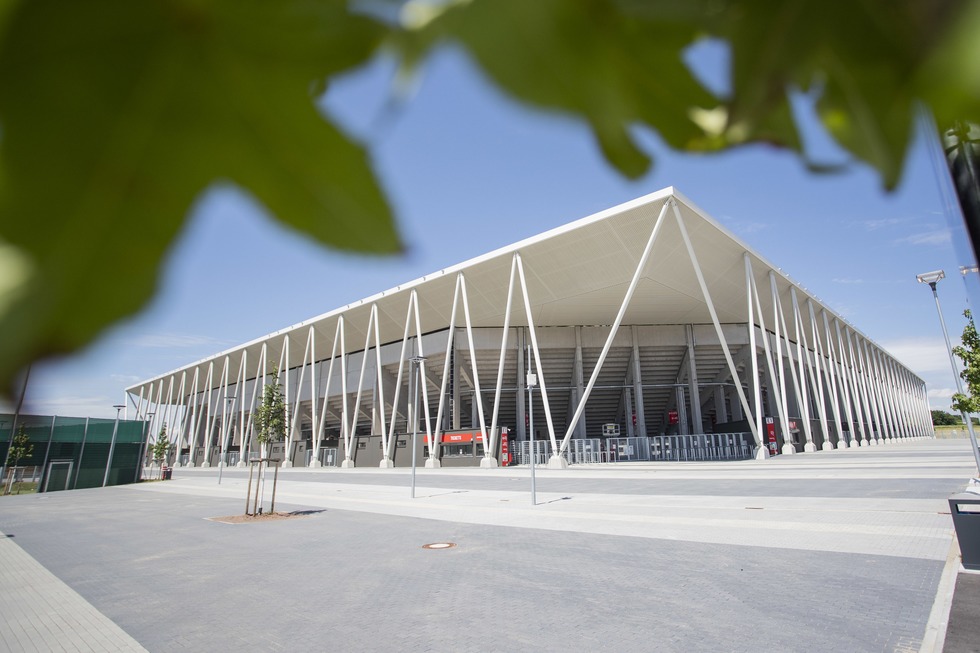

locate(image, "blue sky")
[[18, 42, 977, 419]]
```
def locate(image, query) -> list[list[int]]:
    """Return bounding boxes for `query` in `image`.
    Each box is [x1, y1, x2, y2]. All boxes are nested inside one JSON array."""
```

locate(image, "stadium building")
[[125, 188, 932, 470]]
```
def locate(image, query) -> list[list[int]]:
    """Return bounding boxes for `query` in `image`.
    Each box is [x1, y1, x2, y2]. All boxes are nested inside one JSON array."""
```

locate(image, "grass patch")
[[3, 481, 38, 495]]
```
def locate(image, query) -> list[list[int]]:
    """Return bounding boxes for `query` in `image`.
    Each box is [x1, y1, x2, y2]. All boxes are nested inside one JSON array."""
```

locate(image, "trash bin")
[[161, 466, 172, 481], [949, 492, 980, 570]]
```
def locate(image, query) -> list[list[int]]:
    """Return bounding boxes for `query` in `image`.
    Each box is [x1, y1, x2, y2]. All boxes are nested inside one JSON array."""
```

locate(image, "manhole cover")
[[422, 542, 456, 550]]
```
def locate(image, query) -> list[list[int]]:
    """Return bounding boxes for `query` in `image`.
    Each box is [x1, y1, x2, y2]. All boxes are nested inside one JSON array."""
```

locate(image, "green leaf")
[[414, 0, 719, 178], [0, 0, 399, 393]]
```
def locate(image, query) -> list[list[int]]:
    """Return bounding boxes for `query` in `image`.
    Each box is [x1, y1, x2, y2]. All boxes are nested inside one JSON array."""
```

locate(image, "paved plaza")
[[0, 439, 977, 652]]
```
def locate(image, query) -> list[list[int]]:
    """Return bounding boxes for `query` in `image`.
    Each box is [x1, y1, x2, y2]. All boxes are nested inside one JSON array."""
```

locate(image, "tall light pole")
[[527, 370, 537, 506], [410, 356, 424, 499], [102, 404, 125, 487], [917, 269, 980, 474]]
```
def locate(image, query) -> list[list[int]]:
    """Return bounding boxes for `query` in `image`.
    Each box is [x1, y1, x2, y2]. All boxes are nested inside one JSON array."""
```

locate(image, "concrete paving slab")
[[0, 438, 975, 652]]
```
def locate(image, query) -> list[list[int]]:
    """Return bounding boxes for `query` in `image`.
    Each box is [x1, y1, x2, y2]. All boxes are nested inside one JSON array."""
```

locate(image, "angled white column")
[[631, 327, 647, 437], [685, 325, 703, 435], [772, 276, 814, 452], [345, 310, 378, 468], [672, 203, 762, 453], [572, 327, 587, 439], [844, 326, 872, 446], [283, 329, 313, 468], [820, 311, 849, 449], [860, 337, 885, 444], [515, 253, 560, 463], [747, 263, 790, 454], [559, 199, 671, 461], [382, 299, 416, 468]]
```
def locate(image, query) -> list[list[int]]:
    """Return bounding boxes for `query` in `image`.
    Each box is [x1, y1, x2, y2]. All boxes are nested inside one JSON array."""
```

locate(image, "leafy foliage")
[[1, 0, 978, 396], [5, 425, 32, 467], [255, 372, 287, 450], [953, 310, 980, 414], [408, 0, 979, 184], [931, 409, 960, 426], [0, 0, 400, 393], [152, 423, 171, 462]]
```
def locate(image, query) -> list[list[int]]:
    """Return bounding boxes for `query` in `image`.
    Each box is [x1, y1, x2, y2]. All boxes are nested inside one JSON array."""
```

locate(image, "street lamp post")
[[410, 356, 425, 499], [102, 404, 125, 488], [527, 371, 537, 506], [917, 269, 980, 474]]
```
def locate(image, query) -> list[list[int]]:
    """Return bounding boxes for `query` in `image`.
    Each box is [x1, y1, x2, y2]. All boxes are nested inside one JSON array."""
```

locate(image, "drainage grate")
[[422, 542, 456, 550]]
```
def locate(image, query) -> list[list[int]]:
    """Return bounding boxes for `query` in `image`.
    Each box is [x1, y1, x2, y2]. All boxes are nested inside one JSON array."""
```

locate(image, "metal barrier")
[[568, 439, 603, 464], [512, 440, 553, 465], [306, 447, 338, 467], [509, 433, 752, 465], [651, 433, 752, 461], [607, 437, 651, 462]]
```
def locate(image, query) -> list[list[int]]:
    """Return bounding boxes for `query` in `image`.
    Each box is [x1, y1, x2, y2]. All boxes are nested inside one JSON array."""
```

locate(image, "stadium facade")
[[125, 188, 932, 470]]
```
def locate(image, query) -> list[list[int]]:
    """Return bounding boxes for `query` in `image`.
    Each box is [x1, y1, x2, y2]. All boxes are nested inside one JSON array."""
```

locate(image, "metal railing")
[[306, 447, 339, 467], [508, 433, 753, 465]]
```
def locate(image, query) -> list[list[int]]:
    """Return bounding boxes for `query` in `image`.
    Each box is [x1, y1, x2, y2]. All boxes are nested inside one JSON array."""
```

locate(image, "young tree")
[[5, 425, 33, 468], [254, 372, 287, 458], [952, 310, 980, 414], [4, 425, 33, 494], [151, 423, 171, 478]]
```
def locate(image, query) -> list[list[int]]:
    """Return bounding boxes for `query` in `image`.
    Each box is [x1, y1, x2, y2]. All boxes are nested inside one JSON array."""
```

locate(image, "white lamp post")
[[527, 370, 537, 506], [102, 404, 125, 487], [917, 269, 980, 474], [410, 356, 425, 499]]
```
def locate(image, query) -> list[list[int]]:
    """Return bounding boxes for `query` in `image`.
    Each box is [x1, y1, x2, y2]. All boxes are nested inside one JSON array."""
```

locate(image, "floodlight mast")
[[917, 270, 980, 474], [916, 270, 946, 287]]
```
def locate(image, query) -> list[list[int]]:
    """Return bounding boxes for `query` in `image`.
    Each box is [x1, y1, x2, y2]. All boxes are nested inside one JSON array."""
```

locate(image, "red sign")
[[501, 428, 510, 465], [765, 416, 778, 455], [442, 432, 475, 443], [668, 411, 678, 425]]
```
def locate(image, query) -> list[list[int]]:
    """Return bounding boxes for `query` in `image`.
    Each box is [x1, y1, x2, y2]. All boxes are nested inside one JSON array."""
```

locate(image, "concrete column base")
[[754, 446, 770, 460], [236, 461, 246, 468], [340, 458, 355, 469], [547, 454, 568, 469], [282, 460, 293, 469], [309, 460, 322, 468], [379, 459, 394, 469], [171, 462, 182, 468], [803, 442, 817, 453], [479, 457, 498, 468], [218, 461, 226, 468], [836, 441, 849, 450], [781, 443, 796, 455], [201, 462, 211, 468], [821, 441, 834, 452], [424, 457, 441, 469]]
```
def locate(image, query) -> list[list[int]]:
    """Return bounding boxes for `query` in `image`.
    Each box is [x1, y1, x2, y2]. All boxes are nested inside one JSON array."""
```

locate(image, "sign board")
[[668, 411, 679, 425]]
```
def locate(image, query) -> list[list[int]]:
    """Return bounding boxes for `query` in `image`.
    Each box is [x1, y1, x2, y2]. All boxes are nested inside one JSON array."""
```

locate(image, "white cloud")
[[878, 337, 956, 375], [928, 387, 954, 399], [110, 373, 142, 385], [129, 333, 232, 349], [894, 229, 952, 246], [863, 217, 911, 231], [24, 394, 121, 419]]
